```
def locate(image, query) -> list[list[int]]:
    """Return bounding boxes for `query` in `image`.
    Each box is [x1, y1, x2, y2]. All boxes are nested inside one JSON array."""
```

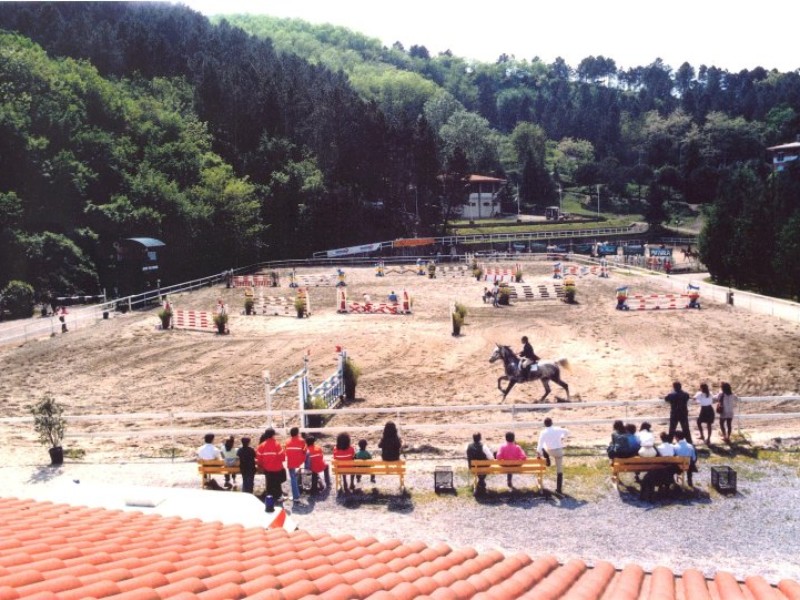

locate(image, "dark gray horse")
[[489, 344, 571, 402]]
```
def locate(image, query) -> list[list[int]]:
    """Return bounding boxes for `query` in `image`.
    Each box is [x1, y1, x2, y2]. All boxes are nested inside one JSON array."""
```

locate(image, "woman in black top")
[[378, 421, 402, 461]]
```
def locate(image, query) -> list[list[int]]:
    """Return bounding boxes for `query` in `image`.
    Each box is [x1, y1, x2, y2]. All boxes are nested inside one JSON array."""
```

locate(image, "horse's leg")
[[539, 379, 551, 403], [501, 379, 516, 402], [552, 376, 570, 401]]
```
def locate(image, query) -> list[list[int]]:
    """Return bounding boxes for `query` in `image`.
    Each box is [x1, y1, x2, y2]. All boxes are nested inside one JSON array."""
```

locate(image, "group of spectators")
[[665, 380, 739, 445], [197, 421, 403, 502], [467, 418, 569, 495]]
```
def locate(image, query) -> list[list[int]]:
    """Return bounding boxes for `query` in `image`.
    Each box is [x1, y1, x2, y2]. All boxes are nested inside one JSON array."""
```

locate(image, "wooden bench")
[[332, 459, 406, 492], [469, 458, 547, 492], [611, 456, 691, 487], [198, 460, 240, 487]]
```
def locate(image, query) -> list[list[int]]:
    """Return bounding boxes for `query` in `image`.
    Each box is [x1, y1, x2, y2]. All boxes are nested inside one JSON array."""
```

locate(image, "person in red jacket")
[[256, 428, 286, 501], [305, 435, 330, 494], [332, 432, 356, 492], [285, 427, 307, 501]]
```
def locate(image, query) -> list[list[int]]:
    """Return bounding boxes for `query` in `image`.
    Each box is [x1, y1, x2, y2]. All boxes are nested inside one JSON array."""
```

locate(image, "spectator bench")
[[469, 458, 547, 492], [198, 460, 240, 487], [611, 456, 690, 487], [332, 459, 406, 492]]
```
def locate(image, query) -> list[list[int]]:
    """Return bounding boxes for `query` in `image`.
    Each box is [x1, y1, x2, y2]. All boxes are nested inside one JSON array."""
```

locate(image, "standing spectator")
[[466, 432, 494, 494], [673, 430, 698, 487], [333, 432, 356, 492], [256, 428, 286, 501], [306, 435, 330, 493], [491, 282, 500, 307], [58, 306, 68, 333], [665, 381, 692, 444], [656, 432, 676, 456], [378, 421, 403, 461], [637, 422, 657, 457], [496, 432, 526, 489], [536, 418, 569, 495], [284, 427, 307, 501], [717, 381, 739, 444], [354, 439, 376, 485], [694, 383, 715, 444], [220, 435, 238, 490], [237, 437, 256, 494]]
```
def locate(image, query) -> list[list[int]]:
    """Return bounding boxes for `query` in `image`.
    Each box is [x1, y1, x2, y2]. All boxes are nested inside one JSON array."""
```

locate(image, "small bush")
[[452, 311, 464, 336], [1, 280, 35, 319], [244, 297, 255, 314], [498, 285, 511, 305], [473, 268, 484, 280], [294, 295, 307, 317], [213, 313, 228, 333], [454, 302, 468, 320], [305, 395, 329, 427], [158, 308, 172, 328], [343, 356, 361, 401], [514, 269, 523, 282], [30, 395, 66, 448]]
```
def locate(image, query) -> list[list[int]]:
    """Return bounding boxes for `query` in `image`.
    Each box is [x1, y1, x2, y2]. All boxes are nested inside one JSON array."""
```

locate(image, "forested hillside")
[[1, 2, 800, 308]]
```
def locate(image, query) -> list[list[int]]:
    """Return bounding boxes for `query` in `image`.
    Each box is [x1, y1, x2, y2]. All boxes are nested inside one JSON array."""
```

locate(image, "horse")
[[488, 344, 571, 403]]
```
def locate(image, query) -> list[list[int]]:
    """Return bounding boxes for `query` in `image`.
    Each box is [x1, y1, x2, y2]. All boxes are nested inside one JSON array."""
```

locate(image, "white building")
[[459, 174, 505, 220]]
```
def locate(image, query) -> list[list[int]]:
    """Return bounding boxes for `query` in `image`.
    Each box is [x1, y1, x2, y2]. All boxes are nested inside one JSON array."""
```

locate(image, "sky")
[[177, 0, 799, 73]]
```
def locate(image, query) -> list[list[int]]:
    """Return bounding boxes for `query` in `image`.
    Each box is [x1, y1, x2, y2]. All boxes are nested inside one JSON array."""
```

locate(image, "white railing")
[[4, 396, 797, 440]]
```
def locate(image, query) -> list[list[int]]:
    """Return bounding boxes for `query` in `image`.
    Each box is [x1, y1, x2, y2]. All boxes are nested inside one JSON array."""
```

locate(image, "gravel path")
[[4, 450, 799, 586]]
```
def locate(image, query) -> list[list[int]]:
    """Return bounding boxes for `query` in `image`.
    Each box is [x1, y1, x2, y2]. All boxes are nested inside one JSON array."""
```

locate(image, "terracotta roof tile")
[[0, 497, 797, 600]]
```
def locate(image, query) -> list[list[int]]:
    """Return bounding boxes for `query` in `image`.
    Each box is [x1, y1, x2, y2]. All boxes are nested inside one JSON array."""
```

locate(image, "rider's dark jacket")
[[520, 342, 539, 362]]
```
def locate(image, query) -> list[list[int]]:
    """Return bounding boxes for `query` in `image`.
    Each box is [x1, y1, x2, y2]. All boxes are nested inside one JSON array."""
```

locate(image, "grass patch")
[[64, 448, 86, 460]]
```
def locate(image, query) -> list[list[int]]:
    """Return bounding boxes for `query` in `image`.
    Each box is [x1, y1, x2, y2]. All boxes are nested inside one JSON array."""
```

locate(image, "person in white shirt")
[[655, 431, 675, 457], [636, 422, 657, 457], [197, 433, 223, 460], [694, 382, 715, 444], [536, 418, 569, 495]]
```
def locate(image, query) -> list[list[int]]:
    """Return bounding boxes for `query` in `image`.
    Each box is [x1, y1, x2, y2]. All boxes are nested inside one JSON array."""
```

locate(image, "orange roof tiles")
[[0, 496, 797, 599]]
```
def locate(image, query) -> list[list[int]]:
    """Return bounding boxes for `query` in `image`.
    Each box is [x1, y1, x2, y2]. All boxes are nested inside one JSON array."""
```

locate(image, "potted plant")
[[31, 395, 66, 466], [158, 307, 172, 329], [564, 277, 577, 304], [474, 267, 484, 281], [244, 297, 255, 315], [294, 295, 307, 318], [514, 268, 524, 283], [213, 313, 228, 334], [451, 310, 464, 336], [343, 356, 361, 402], [498, 285, 511, 305], [305, 395, 328, 428]]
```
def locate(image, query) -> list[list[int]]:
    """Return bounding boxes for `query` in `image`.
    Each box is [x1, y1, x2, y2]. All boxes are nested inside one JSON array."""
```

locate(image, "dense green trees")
[[1, 2, 800, 303]]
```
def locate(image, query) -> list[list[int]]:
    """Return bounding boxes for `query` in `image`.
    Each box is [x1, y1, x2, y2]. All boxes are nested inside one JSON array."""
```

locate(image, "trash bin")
[[726, 291, 734, 306]]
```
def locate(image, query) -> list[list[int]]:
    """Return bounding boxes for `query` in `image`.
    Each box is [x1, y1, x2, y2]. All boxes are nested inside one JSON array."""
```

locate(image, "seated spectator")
[[496, 431, 526, 489], [466, 432, 494, 494], [656, 431, 676, 456], [237, 437, 256, 494], [637, 422, 657, 457], [333, 432, 356, 492], [197, 433, 223, 490], [625, 423, 641, 456], [378, 421, 403, 462], [354, 439, 376, 485], [220, 435, 239, 490], [197, 433, 222, 460], [306, 435, 330, 493], [607, 420, 635, 459], [673, 430, 698, 487]]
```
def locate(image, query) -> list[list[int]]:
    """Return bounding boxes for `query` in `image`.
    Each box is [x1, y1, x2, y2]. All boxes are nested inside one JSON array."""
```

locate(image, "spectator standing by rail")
[[717, 381, 739, 444], [536, 418, 569, 495], [694, 383, 715, 444], [665, 381, 692, 444]]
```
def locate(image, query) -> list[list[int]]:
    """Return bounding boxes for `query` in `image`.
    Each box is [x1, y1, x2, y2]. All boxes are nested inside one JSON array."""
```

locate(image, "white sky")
[[177, 0, 799, 73]]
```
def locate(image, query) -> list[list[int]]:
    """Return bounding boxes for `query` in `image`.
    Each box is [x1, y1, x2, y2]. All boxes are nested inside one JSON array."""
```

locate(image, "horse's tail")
[[555, 357, 571, 372]]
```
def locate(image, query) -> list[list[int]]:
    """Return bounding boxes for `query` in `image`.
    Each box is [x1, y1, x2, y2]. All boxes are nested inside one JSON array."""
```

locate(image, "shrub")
[[1, 280, 35, 319], [452, 311, 464, 336], [30, 395, 66, 448], [294, 295, 307, 317], [213, 313, 228, 333], [515, 269, 523, 282], [498, 285, 511, 305], [473, 268, 484, 281], [343, 356, 361, 401], [244, 297, 255, 314], [305, 395, 329, 427], [158, 308, 172, 329], [454, 302, 468, 320]]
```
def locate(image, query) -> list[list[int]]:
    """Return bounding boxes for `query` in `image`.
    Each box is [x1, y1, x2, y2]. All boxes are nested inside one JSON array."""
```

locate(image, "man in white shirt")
[[197, 433, 222, 460], [656, 431, 676, 457], [536, 418, 569, 495]]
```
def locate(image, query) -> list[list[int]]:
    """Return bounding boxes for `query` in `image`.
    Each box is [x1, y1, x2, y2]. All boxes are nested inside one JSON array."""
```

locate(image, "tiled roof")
[[1, 496, 798, 599]]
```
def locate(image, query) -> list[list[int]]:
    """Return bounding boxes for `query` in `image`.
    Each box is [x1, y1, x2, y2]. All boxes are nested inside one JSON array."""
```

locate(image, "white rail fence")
[[3, 396, 797, 441]]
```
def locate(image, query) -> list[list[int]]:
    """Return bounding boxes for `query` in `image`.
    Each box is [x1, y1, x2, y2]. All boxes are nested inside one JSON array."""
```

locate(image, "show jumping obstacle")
[[377, 261, 427, 276], [503, 283, 566, 302], [288, 269, 346, 288], [480, 263, 521, 283], [171, 309, 215, 332], [559, 261, 609, 279], [616, 285, 701, 311], [337, 289, 411, 314], [232, 273, 279, 288], [254, 288, 311, 317]]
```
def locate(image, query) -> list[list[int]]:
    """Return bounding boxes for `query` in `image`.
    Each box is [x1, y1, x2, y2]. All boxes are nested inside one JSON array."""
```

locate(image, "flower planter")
[[49, 446, 64, 466]]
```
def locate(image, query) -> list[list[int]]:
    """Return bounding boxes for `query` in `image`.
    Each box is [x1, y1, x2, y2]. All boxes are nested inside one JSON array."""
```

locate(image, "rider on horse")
[[517, 336, 540, 379]]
